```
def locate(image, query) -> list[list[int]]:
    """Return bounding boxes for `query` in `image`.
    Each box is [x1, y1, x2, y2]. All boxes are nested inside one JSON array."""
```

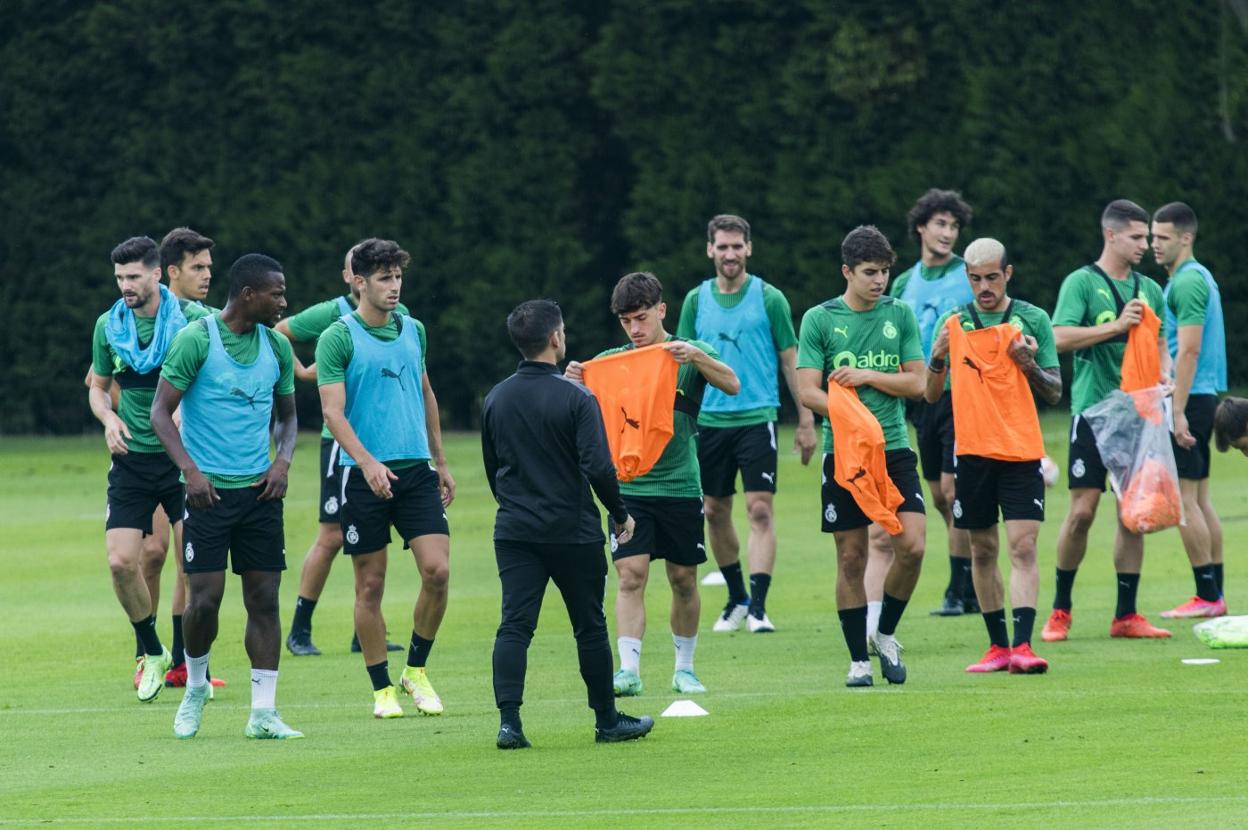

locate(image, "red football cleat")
[[132, 657, 144, 689], [1110, 613, 1172, 639], [966, 644, 1012, 673], [209, 675, 227, 688], [1160, 596, 1227, 619], [165, 663, 187, 687], [1008, 643, 1049, 674], [1041, 609, 1071, 642]]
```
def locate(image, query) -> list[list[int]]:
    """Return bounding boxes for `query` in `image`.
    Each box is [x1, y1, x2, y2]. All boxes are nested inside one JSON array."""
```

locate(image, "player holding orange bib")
[[580, 344, 678, 482]]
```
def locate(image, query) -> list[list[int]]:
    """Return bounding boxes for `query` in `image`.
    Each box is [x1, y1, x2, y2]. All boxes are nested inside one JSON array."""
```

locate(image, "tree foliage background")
[[2, 0, 1246, 433]]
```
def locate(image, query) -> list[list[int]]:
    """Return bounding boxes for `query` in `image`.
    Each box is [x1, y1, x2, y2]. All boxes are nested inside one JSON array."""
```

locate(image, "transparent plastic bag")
[[1193, 615, 1248, 649], [1081, 385, 1183, 534]]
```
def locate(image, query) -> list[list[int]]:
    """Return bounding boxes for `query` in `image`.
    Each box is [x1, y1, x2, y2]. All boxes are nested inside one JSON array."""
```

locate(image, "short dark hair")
[[1214, 397, 1248, 452], [111, 236, 160, 268], [1154, 201, 1198, 235], [228, 253, 283, 299], [906, 188, 972, 238], [1101, 199, 1150, 229], [160, 227, 214, 273], [351, 238, 411, 279], [506, 299, 563, 359], [610, 272, 663, 315], [841, 226, 896, 269], [707, 214, 751, 243]]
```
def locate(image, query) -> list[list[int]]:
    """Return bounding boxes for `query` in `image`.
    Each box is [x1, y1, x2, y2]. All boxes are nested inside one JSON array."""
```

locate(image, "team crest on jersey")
[[824, 504, 837, 524], [184, 542, 194, 563], [346, 525, 360, 545], [1072, 458, 1086, 479], [882, 321, 898, 340], [323, 496, 339, 515]]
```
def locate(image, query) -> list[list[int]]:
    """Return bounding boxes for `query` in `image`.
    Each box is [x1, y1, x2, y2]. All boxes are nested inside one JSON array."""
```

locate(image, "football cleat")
[[1160, 596, 1227, 619], [1008, 643, 1049, 674], [966, 644, 1012, 673], [372, 685, 404, 719], [712, 601, 750, 632], [612, 668, 643, 697], [399, 666, 443, 715], [1041, 609, 1072, 642], [1110, 613, 1171, 639]]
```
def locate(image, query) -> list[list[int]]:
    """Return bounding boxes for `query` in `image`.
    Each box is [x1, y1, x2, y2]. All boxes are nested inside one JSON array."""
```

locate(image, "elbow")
[[723, 376, 741, 396]]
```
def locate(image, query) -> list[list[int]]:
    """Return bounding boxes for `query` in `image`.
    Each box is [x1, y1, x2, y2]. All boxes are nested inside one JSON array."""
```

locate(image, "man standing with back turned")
[[483, 299, 653, 748]]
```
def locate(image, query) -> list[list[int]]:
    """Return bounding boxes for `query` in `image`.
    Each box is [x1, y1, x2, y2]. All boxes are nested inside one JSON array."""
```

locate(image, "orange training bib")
[[581, 344, 678, 482]]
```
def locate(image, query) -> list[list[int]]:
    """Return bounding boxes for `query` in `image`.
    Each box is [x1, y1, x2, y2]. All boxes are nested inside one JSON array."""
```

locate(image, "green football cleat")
[[612, 668, 643, 697], [398, 667, 443, 715], [373, 685, 404, 719], [173, 685, 210, 739], [671, 669, 706, 694], [137, 647, 173, 702], [244, 708, 304, 740]]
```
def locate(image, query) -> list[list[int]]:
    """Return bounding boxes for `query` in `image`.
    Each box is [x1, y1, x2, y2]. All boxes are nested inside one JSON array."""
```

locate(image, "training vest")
[[580, 343, 679, 482], [335, 295, 354, 317], [695, 277, 778, 412], [825, 381, 903, 534], [340, 313, 430, 466], [899, 260, 972, 361], [181, 315, 280, 477], [1120, 303, 1162, 393], [945, 305, 1045, 462], [1164, 260, 1227, 395]]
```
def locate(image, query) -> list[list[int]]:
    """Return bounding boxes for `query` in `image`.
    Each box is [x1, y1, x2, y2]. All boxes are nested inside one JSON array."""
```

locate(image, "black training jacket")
[[481, 361, 627, 543]]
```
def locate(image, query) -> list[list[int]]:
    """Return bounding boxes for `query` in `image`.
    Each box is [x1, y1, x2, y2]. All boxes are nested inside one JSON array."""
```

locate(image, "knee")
[[616, 567, 646, 595], [746, 501, 773, 530], [420, 561, 450, 594], [703, 498, 730, 525], [668, 571, 697, 602], [320, 525, 343, 552], [1008, 539, 1038, 567], [140, 541, 168, 570], [931, 486, 951, 512], [970, 542, 998, 567], [245, 588, 280, 619], [894, 541, 925, 569], [186, 588, 222, 618], [837, 545, 868, 580], [1067, 505, 1096, 533], [355, 571, 386, 606], [107, 551, 138, 580]]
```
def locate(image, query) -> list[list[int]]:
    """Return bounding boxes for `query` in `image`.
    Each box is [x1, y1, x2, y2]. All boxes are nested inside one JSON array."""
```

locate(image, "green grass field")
[[3, 414, 1248, 828]]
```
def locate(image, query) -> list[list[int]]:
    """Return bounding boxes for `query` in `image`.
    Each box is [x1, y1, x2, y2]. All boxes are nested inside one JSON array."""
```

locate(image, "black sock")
[[720, 562, 749, 606], [748, 573, 771, 617], [946, 556, 968, 597], [594, 707, 618, 730], [366, 661, 391, 692], [838, 606, 870, 662], [1214, 563, 1225, 595], [1115, 572, 1140, 619], [291, 596, 317, 634], [877, 593, 909, 637], [982, 609, 1009, 648], [1011, 607, 1037, 647], [407, 632, 434, 668], [500, 705, 522, 730], [1194, 565, 1220, 602], [132, 615, 163, 657], [1053, 567, 1077, 611], [171, 615, 185, 668], [134, 629, 143, 660]]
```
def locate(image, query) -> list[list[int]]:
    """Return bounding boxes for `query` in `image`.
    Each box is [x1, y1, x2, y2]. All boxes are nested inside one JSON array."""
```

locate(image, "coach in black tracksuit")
[[482, 299, 655, 749]]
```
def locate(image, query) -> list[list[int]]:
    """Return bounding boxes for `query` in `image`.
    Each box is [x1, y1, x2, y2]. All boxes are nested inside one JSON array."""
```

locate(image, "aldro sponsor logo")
[[1095, 309, 1117, 326], [832, 350, 900, 370]]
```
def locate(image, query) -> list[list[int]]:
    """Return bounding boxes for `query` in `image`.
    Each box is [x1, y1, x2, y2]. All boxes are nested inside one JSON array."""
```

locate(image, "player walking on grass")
[[676, 214, 817, 634], [152, 253, 301, 739], [316, 238, 454, 719], [567, 272, 739, 697], [926, 239, 1061, 674], [277, 244, 408, 657], [90, 236, 207, 702], [483, 299, 653, 748], [1152, 202, 1229, 618], [796, 226, 927, 687], [1042, 200, 1172, 642]]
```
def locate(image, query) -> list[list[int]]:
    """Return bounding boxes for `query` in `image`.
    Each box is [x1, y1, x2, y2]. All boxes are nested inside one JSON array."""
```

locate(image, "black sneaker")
[[496, 724, 531, 749], [286, 630, 322, 656], [962, 593, 981, 614], [595, 712, 654, 743], [930, 593, 965, 617], [350, 633, 404, 653], [870, 632, 907, 685]]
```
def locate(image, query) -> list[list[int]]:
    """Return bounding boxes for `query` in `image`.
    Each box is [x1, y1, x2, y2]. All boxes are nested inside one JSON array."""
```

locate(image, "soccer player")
[[796, 226, 927, 687], [926, 238, 1061, 673], [483, 299, 653, 748], [1042, 199, 1172, 642], [567, 272, 739, 696], [1152, 203, 1228, 616], [884, 189, 975, 620], [152, 253, 302, 739], [89, 236, 207, 701], [316, 238, 454, 719], [277, 244, 408, 656], [676, 214, 817, 634]]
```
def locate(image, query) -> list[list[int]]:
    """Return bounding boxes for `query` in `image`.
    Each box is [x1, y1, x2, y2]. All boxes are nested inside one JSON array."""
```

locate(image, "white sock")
[[618, 637, 642, 673], [250, 669, 278, 710], [186, 652, 209, 689], [673, 635, 697, 672], [866, 601, 882, 637]]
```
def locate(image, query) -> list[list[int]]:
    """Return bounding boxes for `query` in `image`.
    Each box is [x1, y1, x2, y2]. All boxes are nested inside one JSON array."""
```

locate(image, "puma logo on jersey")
[[833, 326, 849, 338], [962, 356, 984, 382], [380, 365, 408, 390], [847, 467, 868, 488], [1096, 288, 1113, 301], [621, 407, 640, 430], [717, 332, 741, 348], [230, 387, 262, 409]]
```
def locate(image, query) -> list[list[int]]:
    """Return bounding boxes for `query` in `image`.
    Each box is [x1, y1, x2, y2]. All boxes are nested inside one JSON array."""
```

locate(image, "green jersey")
[[797, 295, 923, 452], [933, 300, 1059, 391], [1166, 264, 1211, 327], [594, 336, 716, 498], [91, 302, 210, 453], [888, 254, 966, 299], [160, 316, 296, 487], [675, 275, 797, 428], [314, 312, 429, 469], [285, 296, 410, 438], [1051, 266, 1165, 416]]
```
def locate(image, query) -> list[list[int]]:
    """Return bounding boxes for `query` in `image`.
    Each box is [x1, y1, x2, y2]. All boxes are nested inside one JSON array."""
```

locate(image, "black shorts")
[[953, 455, 1045, 529], [106, 451, 184, 534], [914, 393, 956, 482], [1067, 415, 1108, 491], [612, 496, 707, 566], [1173, 394, 1218, 481], [318, 437, 346, 523], [821, 449, 926, 533], [697, 422, 778, 497], [340, 462, 449, 554], [182, 487, 285, 574]]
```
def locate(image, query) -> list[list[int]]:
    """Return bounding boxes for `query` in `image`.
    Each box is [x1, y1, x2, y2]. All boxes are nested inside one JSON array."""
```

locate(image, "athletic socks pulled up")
[[407, 632, 434, 669], [1115, 572, 1140, 619], [617, 637, 642, 673], [982, 609, 1009, 649], [748, 573, 771, 618], [1214, 563, 1225, 595], [171, 614, 185, 668], [1054, 567, 1077, 611], [1194, 565, 1220, 602], [673, 635, 697, 672], [947, 556, 971, 597], [837, 606, 869, 663], [366, 661, 392, 692], [720, 562, 749, 606], [1011, 607, 1037, 647], [186, 652, 210, 689], [131, 615, 163, 657], [866, 600, 882, 636], [250, 669, 278, 710], [877, 593, 909, 637], [291, 596, 317, 634]]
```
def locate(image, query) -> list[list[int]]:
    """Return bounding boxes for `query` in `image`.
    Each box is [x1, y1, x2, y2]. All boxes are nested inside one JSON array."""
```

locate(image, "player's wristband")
[[928, 358, 946, 373]]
